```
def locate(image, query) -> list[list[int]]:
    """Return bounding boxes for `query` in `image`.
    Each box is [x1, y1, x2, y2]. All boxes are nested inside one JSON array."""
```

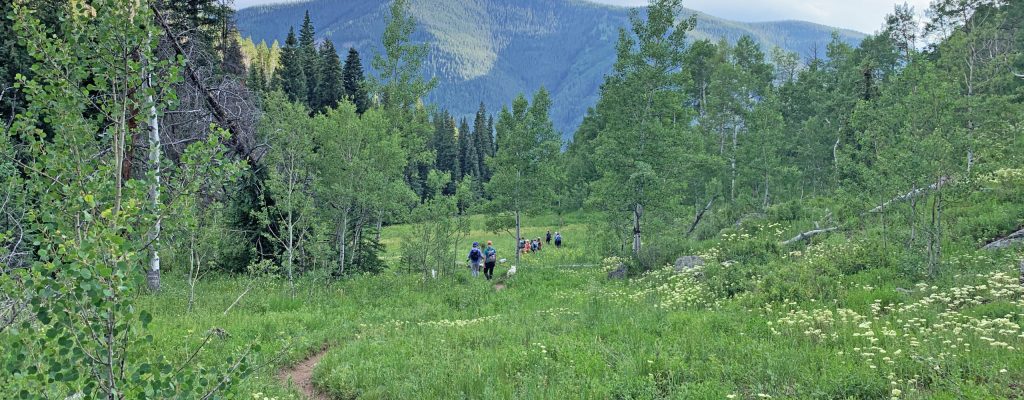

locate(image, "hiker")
[[524, 239, 532, 254], [484, 241, 497, 280], [519, 239, 526, 254], [467, 242, 484, 278], [545, 230, 552, 244], [554, 232, 562, 248], [533, 238, 541, 252]]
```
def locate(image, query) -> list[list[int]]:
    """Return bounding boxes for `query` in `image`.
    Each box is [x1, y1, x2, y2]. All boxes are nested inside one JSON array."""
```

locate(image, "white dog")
[[507, 265, 517, 277]]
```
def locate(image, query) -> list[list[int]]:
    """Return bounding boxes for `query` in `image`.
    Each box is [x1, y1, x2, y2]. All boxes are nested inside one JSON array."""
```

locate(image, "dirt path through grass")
[[278, 348, 330, 400]]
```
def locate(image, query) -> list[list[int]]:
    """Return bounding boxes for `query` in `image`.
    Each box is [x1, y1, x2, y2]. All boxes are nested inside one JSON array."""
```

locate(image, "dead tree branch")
[[865, 176, 950, 215], [782, 227, 838, 246], [686, 195, 716, 237]]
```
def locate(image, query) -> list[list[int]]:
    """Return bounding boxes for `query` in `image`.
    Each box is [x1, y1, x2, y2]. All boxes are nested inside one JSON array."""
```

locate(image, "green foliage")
[[0, 0, 251, 396], [313, 39, 344, 112]]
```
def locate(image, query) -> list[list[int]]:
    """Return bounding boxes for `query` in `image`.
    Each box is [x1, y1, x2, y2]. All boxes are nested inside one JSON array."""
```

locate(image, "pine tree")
[[314, 39, 344, 112], [472, 102, 493, 179], [343, 47, 370, 114], [275, 27, 307, 104], [432, 111, 459, 194], [221, 32, 246, 77], [247, 63, 266, 92], [299, 11, 318, 106], [487, 115, 495, 153], [458, 118, 480, 179]]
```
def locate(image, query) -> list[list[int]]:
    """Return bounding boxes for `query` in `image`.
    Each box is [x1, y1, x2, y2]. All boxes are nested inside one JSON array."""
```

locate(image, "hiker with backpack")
[[554, 232, 562, 248], [483, 241, 497, 280], [545, 230, 552, 245], [468, 242, 484, 278]]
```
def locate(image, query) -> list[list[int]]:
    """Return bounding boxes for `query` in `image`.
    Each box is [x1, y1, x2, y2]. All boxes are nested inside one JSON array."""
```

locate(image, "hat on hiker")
[[473, 242, 479, 247]]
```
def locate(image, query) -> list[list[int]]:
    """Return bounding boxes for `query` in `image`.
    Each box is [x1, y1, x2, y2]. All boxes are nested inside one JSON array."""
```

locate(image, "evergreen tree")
[[458, 118, 480, 179], [487, 115, 495, 153], [343, 47, 370, 114], [298, 10, 318, 106], [432, 111, 459, 182], [221, 32, 246, 77], [314, 39, 344, 112], [247, 63, 266, 92], [472, 102, 494, 178], [275, 27, 307, 104]]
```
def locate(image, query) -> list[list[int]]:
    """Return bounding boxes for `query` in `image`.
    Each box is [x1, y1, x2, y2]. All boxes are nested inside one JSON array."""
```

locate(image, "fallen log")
[[782, 227, 838, 245], [686, 196, 716, 236], [865, 177, 950, 215], [982, 228, 1024, 251]]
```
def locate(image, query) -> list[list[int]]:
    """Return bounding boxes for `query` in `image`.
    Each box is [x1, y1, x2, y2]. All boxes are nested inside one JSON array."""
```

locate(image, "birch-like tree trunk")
[[145, 79, 161, 292], [632, 203, 643, 256]]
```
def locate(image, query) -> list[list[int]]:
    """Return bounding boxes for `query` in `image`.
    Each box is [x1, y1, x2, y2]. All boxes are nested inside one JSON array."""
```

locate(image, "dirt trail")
[[277, 348, 330, 400], [494, 283, 506, 291]]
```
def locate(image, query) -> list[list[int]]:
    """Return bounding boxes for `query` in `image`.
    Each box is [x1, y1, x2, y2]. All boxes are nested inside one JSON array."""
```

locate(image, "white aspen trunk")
[[730, 123, 739, 202], [287, 209, 295, 294], [146, 84, 161, 292], [632, 203, 643, 256], [351, 213, 363, 267], [762, 165, 770, 210], [965, 43, 976, 174], [338, 210, 349, 276], [909, 187, 918, 246], [187, 235, 196, 313]]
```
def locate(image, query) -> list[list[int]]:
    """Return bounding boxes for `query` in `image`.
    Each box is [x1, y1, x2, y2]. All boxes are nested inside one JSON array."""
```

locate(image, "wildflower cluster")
[[770, 267, 1024, 394], [600, 256, 627, 272], [627, 265, 716, 310], [985, 167, 1024, 184], [415, 315, 501, 328]]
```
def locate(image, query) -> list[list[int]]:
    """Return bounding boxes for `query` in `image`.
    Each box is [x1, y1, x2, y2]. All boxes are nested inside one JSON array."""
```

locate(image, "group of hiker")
[[519, 230, 562, 254], [466, 230, 564, 280]]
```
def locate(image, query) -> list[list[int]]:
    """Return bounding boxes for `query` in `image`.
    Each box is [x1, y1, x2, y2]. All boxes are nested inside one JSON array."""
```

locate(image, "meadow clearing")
[[137, 213, 1024, 399]]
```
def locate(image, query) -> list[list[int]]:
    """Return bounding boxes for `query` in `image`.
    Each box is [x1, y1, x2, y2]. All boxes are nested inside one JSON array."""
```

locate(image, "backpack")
[[554, 235, 562, 244], [485, 248, 496, 262], [469, 248, 482, 261]]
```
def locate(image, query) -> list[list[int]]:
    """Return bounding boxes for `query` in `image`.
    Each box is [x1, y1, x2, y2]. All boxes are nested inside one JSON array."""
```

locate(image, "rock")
[[674, 256, 705, 272], [607, 264, 627, 280], [895, 287, 912, 296]]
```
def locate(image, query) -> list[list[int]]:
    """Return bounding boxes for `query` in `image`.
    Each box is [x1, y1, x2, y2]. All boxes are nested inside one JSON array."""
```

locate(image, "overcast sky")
[[233, 0, 933, 34]]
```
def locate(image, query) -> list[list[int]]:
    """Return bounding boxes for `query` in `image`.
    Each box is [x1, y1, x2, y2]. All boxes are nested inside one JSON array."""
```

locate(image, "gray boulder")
[[607, 264, 627, 280], [674, 256, 705, 272]]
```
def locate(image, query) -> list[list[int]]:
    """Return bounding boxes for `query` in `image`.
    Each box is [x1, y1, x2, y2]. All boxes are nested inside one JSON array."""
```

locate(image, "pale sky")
[[233, 0, 934, 34]]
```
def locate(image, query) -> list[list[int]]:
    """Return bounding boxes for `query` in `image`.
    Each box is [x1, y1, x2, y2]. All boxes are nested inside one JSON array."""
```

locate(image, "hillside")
[[236, 0, 865, 136]]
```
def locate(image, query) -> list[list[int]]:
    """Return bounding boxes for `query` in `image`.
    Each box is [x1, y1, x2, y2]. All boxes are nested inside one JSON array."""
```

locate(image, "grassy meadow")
[[137, 209, 1024, 399]]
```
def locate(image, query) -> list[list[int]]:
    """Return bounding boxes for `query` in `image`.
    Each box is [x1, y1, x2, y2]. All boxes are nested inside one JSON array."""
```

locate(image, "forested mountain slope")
[[236, 0, 864, 135]]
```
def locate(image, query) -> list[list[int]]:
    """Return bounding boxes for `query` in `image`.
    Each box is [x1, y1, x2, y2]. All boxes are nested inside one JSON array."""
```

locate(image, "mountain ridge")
[[236, 0, 866, 136]]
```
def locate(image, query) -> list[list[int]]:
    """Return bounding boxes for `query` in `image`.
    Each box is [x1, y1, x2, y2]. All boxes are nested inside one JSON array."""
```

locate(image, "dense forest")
[[1, 0, 1023, 398]]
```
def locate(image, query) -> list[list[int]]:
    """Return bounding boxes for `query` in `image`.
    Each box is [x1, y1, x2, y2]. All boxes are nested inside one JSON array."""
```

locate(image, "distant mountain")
[[237, 0, 865, 136]]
